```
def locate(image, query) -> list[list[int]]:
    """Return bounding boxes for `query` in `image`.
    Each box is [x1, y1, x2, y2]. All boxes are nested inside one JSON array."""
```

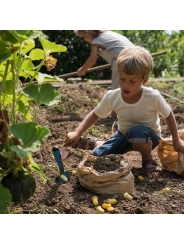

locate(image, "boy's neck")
[[121, 88, 143, 104]]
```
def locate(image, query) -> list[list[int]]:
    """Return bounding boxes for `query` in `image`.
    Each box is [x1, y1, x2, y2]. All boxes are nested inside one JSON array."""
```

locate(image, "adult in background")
[[74, 30, 134, 90]]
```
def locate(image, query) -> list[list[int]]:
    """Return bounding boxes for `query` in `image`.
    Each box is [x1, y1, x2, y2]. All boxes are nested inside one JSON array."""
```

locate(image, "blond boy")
[[64, 46, 184, 179]]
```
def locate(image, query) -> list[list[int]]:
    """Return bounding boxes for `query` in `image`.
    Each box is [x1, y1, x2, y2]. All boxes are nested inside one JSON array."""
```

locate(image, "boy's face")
[[118, 71, 148, 100]]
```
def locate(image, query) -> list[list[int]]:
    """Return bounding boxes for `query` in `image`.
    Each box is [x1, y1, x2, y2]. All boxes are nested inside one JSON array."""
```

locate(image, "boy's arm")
[[64, 110, 100, 147], [77, 44, 98, 76], [164, 111, 184, 153]]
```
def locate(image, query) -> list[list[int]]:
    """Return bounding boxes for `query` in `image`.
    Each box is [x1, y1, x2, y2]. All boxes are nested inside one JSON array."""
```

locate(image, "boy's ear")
[[143, 76, 149, 85]]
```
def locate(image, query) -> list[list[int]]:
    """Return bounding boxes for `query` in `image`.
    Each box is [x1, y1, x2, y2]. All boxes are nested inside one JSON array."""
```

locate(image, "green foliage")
[[174, 82, 184, 97], [0, 30, 67, 211], [22, 83, 61, 106], [9, 122, 50, 159], [0, 184, 12, 214]]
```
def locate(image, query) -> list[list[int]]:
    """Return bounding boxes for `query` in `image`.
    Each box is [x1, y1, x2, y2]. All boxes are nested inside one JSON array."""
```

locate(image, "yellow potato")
[[91, 196, 98, 206], [71, 170, 76, 175], [107, 206, 115, 212], [96, 206, 105, 214], [123, 192, 132, 201], [138, 175, 144, 181], [106, 198, 117, 204], [102, 203, 112, 209], [163, 187, 170, 193]]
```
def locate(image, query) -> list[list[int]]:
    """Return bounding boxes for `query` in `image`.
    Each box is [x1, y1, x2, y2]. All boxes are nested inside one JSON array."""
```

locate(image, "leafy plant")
[[0, 30, 67, 212]]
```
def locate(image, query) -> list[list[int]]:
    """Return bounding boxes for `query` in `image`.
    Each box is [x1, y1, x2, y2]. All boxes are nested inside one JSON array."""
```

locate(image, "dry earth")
[[7, 79, 184, 214]]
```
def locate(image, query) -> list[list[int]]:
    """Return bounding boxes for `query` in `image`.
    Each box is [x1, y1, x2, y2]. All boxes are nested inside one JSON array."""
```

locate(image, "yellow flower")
[[45, 55, 57, 71]]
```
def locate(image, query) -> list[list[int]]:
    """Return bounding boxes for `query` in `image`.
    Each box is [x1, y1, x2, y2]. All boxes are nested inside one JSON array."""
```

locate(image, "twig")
[[160, 92, 184, 104]]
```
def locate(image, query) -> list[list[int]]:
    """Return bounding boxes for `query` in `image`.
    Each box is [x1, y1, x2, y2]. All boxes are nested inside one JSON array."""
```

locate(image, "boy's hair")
[[116, 46, 153, 78], [74, 30, 104, 38]]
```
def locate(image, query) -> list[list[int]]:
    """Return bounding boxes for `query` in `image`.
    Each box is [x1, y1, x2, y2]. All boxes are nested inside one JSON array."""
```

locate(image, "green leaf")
[[29, 49, 45, 60], [21, 39, 35, 55], [28, 155, 47, 184], [20, 70, 37, 77], [37, 73, 63, 83], [0, 40, 11, 63], [0, 94, 13, 106], [21, 59, 35, 71], [0, 31, 18, 44], [0, 62, 11, 77], [7, 31, 33, 43], [39, 37, 67, 54], [0, 80, 12, 94], [22, 83, 61, 106], [0, 184, 12, 214], [9, 122, 50, 158], [24, 30, 48, 40], [17, 100, 32, 121]]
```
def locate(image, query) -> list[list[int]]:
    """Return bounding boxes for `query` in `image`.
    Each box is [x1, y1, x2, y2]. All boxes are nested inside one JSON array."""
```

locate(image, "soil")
[[7, 80, 184, 214]]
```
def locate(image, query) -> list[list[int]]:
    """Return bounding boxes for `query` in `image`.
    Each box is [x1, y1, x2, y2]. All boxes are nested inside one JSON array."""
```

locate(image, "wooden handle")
[[58, 64, 111, 79], [58, 50, 167, 79]]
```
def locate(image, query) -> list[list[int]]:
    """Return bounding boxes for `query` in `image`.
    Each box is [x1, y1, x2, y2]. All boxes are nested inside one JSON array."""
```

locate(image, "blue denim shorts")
[[92, 125, 160, 157]]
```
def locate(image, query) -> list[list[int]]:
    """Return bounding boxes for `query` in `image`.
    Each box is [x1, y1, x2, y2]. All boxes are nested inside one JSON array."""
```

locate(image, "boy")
[[64, 46, 184, 179]]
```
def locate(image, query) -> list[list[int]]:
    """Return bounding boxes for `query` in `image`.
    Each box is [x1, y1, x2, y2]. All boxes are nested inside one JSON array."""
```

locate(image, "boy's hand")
[[173, 138, 184, 154], [77, 67, 86, 76], [64, 131, 81, 147]]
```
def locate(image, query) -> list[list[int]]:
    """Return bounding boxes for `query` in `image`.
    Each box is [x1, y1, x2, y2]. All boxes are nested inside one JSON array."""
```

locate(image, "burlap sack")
[[157, 129, 184, 176], [77, 154, 134, 195]]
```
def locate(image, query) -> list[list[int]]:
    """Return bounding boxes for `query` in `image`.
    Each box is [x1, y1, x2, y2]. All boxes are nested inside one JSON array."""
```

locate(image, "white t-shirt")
[[94, 86, 171, 137]]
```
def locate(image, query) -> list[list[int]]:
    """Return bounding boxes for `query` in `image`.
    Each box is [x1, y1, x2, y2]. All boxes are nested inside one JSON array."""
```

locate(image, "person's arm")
[[77, 44, 98, 76], [64, 110, 100, 147], [164, 111, 184, 153]]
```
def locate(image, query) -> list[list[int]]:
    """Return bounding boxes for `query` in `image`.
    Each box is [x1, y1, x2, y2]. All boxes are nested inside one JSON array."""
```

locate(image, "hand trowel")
[[52, 145, 70, 184]]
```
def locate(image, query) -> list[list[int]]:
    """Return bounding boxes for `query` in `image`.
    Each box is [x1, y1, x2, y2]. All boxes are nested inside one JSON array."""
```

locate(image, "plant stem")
[[11, 44, 24, 123], [0, 60, 10, 109]]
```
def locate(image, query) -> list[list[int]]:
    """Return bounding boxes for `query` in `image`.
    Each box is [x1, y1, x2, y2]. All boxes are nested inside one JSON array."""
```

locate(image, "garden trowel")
[[52, 145, 70, 184]]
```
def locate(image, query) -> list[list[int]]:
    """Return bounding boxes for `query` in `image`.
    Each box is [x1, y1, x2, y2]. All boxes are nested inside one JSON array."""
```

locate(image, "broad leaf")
[[7, 31, 33, 43], [0, 184, 12, 214], [21, 39, 35, 55], [17, 100, 32, 121], [29, 49, 45, 60], [39, 38, 67, 54], [0, 40, 12, 63], [21, 59, 35, 71], [0, 31, 18, 44], [37, 73, 63, 83], [0, 94, 13, 106], [22, 83, 61, 106], [9, 122, 50, 158]]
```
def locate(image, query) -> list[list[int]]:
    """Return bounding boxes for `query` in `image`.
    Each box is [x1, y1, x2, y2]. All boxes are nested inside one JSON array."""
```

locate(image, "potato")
[[96, 206, 105, 214], [91, 196, 98, 206], [107, 206, 115, 212], [138, 175, 144, 181], [123, 192, 132, 201], [106, 198, 117, 204], [163, 187, 170, 193], [102, 203, 112, 209]]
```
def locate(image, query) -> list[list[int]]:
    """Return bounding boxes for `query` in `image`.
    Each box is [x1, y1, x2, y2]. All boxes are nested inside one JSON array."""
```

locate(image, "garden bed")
[[8, 80, 184, 214]]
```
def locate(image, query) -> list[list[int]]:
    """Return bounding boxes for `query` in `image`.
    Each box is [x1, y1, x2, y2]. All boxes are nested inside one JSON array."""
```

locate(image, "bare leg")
[[95, 140, 105, 147], [132, 142, 159, 179]]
